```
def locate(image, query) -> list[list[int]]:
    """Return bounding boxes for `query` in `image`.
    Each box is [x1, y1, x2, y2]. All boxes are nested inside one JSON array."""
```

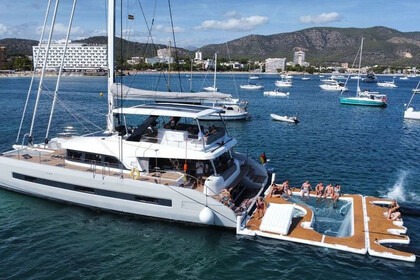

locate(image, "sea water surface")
[[0, 73, 419, 279]]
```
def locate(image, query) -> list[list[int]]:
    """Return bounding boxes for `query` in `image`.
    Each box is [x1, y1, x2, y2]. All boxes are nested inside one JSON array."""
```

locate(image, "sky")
[[0, 0, 418, 49]]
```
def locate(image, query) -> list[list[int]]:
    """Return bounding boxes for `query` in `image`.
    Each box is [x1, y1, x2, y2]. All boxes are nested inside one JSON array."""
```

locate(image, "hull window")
[[12, 172, 172, 207]]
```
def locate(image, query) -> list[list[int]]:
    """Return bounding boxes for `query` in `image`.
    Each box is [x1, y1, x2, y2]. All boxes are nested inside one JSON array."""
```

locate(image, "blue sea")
[[0, 73, 419, 279]]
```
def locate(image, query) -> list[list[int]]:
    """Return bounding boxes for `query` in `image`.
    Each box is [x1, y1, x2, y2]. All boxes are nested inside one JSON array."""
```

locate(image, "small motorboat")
[[270, 113, 299, 124], [263, 89, 289, 97]]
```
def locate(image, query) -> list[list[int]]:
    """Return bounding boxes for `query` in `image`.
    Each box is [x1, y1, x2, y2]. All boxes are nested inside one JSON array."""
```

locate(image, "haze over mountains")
[[1, 26, 419, 67]]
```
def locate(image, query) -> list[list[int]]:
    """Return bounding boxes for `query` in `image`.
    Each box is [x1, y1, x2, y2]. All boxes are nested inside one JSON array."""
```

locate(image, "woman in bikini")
[[332, 184, 341, 206], [315, 182, 324, 198]]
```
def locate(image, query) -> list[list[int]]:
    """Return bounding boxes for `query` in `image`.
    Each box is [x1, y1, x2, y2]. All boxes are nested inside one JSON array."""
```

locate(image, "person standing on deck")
[[195, 161, 204, 185]]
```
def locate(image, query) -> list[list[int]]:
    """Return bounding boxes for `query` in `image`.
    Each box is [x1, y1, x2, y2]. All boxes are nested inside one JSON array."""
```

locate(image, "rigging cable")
[[167, 0, 184, 92], [16, 0, 52, 143], [29, 0, 60, 143], [45, 0, 78, 143]]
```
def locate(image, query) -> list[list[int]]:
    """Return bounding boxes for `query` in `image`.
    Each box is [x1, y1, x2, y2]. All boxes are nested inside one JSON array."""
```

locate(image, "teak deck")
[[242, 191, 415, 262]]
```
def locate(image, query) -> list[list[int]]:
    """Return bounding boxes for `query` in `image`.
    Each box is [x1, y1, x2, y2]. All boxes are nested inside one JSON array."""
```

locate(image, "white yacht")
[[113, 84, 250, 121], [377, 80, 397, 88], [239, 83, 264, 90], [275, 79, 293, 88], [0, 0, 268, 228], [319, 80, 348, 91]]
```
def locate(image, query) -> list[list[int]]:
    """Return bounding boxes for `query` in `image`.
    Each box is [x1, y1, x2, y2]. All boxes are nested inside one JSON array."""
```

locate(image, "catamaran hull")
[[199, 112, 249, 121], [404, 108, 420, 120], [340, 97, 387, 107], [0, 156, 240, 228]]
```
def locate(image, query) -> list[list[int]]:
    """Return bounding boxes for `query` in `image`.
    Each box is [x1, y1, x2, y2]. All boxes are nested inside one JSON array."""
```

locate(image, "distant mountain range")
[[1, 26, 419, 66]]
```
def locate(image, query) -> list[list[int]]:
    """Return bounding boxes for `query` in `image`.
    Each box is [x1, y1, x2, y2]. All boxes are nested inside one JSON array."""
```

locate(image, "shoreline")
[[0, 70, 414, 78]]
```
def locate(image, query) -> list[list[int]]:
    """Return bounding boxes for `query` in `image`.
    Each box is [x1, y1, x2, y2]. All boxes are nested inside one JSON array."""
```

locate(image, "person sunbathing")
[[387, 199, 400, 220]]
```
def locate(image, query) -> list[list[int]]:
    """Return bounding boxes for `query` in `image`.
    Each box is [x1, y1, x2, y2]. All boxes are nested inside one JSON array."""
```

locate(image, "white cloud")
[[34, 23, 85, 40], [196, 11, 268, 32], [300, 12, 341, 24], [154, 24, 185, 33], [0, 24, 8, 35]]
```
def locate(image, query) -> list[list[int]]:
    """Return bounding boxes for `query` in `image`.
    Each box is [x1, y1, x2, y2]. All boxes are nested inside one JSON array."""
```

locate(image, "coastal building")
[[32, 42, 107, 71], [265, 58, 286, 73], [145, 56, 174, 65], [195, 51, 202, 61], [145, 47, 174, 65], [127, 56, 143, 65], [293, 50, 305, 66], [204, 57, 215, 70]]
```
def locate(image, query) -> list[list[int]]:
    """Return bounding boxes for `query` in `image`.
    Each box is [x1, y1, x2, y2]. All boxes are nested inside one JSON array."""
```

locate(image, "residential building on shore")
[[265, 57, 286, 73], [32, 42, 107, 71]]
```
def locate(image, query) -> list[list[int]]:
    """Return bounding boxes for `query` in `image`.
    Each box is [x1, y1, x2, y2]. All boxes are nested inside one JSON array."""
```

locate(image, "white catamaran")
[[0, 0, 268, 229], [0, 0, 415, 263]]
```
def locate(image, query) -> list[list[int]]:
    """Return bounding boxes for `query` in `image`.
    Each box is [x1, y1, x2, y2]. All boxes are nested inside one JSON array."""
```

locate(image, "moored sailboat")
[[203, 52, 219, 92], [340, 38, 387, 107], [404, 81, 420, 120]]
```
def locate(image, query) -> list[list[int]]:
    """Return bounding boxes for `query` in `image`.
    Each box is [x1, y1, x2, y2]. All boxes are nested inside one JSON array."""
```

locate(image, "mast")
[[167, 40, 171, 90], [106, 0, 115, 132], [213, 52, 217, 91], [356, 38, 364, 97]]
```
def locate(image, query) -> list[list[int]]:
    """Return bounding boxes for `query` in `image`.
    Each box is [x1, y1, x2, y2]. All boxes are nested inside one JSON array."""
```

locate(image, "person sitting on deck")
[[220, 188, 232, 205], [169, 117, 176, 129], [390, 211, 402, 221], [387, 199, 400, 220], [208, 125, 217, 134], [333, 184, 341, 201], [270, 183, 284, 198], [323, 184, 334, 198], [301, 180, 311, 197], [315, 182, 324, 198], [282, 180, 292, 197]]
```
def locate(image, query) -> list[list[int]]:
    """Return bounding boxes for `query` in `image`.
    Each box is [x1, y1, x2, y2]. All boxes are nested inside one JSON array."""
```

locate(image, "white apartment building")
[[32, 43, 107, 70], [195, 51, 202, 61], [265, 58, 286, 73], [293, 50, 305, 65]]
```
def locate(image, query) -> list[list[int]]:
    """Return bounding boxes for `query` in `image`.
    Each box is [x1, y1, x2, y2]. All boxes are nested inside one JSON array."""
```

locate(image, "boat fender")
[[199, 207, 214, 224], [130, 167, 140, 180]]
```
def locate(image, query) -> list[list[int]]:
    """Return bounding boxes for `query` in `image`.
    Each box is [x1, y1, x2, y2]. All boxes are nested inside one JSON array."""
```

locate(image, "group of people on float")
[[270, 180, 342, 204]]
